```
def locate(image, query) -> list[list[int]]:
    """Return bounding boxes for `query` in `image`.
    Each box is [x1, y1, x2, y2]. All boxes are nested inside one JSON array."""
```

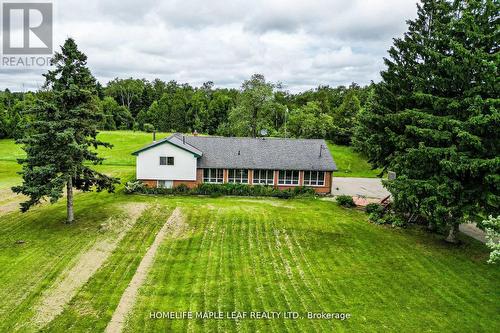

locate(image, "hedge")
[[125, 181, 317, 199]]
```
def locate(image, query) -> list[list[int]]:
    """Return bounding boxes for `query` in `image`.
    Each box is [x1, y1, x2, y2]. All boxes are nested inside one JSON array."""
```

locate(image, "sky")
[[1, 0, 419, 92]]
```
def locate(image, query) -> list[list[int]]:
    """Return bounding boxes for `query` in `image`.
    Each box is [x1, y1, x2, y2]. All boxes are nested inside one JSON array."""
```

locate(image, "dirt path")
[[0, 189, 24, 215], [32, 203, 148, 328], [105, 207, 185, 333]]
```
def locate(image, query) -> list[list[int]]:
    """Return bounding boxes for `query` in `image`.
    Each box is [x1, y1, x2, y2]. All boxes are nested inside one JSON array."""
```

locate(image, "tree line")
[[0, 75, 371, 145]]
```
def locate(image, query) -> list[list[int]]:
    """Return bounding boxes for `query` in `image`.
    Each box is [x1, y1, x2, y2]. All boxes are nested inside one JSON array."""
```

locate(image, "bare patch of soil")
[[0, 189, 24, 215]]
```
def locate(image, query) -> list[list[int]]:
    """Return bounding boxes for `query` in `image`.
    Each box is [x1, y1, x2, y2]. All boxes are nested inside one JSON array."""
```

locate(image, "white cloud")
[[1, 0, 418, 92]]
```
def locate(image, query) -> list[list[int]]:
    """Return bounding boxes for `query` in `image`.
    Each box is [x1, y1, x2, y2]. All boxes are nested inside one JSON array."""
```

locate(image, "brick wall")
[[141, 180, 157, 188], [140, 170, 332, 194], [173, 169, 203, 189]]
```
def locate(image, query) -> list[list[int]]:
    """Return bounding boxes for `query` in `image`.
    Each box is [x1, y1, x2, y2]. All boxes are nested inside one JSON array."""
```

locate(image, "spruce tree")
[[12, 38, 119, 223], [354, 0, 499, 242]]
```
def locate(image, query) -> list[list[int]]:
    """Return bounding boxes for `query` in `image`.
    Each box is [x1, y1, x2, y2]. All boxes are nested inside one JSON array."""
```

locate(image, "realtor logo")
[[2, 2, 53, 55]]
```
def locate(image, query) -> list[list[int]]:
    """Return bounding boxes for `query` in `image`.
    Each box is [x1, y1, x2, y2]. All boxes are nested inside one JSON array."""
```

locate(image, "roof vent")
[[238, 150, 241, 155], [183, 136, 186, 144], [319, 144, 325, 157]]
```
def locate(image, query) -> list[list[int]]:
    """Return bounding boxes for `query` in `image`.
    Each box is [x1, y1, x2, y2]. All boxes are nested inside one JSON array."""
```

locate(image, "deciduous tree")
[[228, 74, 275, 137], [332, 90, 361, 144], [287, 102, 333, 139]]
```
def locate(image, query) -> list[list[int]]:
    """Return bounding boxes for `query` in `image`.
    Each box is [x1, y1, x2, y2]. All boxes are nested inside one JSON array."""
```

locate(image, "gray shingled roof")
[[133, 134, 336, 171]]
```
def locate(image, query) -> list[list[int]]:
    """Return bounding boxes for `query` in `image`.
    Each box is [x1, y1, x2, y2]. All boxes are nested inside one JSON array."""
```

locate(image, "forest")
[[0, 75, 370, 145]]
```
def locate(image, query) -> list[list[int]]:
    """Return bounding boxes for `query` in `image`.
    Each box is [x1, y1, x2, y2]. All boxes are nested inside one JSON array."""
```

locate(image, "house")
[[132, 133, 337, 194]]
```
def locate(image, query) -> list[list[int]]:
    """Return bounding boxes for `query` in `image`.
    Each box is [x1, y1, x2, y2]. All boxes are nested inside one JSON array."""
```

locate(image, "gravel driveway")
[[331, 177, 390, 199]]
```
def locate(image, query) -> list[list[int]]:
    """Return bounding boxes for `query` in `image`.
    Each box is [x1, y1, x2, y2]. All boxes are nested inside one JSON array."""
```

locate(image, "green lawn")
[[327, 142, 382, 178], [94, 130, 169, 166], [0, 131, 498, 332]]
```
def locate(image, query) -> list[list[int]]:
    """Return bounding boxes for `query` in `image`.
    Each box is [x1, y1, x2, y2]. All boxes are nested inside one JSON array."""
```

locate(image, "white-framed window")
[[252, 169, 274, 185], [303, 171, 325, 186], [228, 169, 249, 183], [159, 156, 174, 165], [278, 170, 299, 185], [203, 168, 223, 183], [157, 180, 173, 188]]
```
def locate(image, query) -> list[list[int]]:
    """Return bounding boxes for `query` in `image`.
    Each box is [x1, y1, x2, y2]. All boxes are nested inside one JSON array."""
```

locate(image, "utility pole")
[[284, 107, 288, 138]]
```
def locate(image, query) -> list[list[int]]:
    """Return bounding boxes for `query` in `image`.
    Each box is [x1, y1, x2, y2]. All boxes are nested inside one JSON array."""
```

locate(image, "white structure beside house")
[[135, 140, 198, 182]]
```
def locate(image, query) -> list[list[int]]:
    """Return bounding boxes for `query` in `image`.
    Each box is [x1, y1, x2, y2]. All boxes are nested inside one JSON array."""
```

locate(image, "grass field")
[[327, 142, 381, 178], [0, 131, 498, 332]]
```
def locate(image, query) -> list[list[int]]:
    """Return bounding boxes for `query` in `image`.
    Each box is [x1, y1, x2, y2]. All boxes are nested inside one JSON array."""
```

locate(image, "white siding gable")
[[136, 142, 198, 181]]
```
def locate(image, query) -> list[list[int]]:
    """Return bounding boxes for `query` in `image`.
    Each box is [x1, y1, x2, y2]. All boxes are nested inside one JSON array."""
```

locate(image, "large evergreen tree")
[[354, 0, 499, 242], [12, 38, 119, 223]]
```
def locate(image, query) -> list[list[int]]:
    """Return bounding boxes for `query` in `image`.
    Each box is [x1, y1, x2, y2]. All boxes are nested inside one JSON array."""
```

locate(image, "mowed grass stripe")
[[201, 207, 220, 332], [216, 210, 233, 332], [279, 225, 329, 311], [248, 208, 281, 332], [370, 231, 483, 328], [403, 243, 491, 330], [229, 212, 244, 332], [286, 229, 351, 333], [197, 207, 220, 332], [270, 223, 324, 333], [256, 209, 299, 333], [172, 213, 198, 333], [272, 227, 316, 332], [187, 207, 216, 332], [279, 227, 332, 333], [260, 211, 303, 332], [236, 212, 257, 333], [168, 212, 198, 333]]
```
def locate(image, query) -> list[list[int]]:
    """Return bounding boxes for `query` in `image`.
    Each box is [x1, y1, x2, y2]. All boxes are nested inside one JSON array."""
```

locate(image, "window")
[[278, 170, 299, 185], [304, 171, 325, 186], [157, 180, 173, 188], [203, 168, 223, 183], [228, 169, 249, 183], [253, 169, 274, 185], [160, 156, 174, 166]]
